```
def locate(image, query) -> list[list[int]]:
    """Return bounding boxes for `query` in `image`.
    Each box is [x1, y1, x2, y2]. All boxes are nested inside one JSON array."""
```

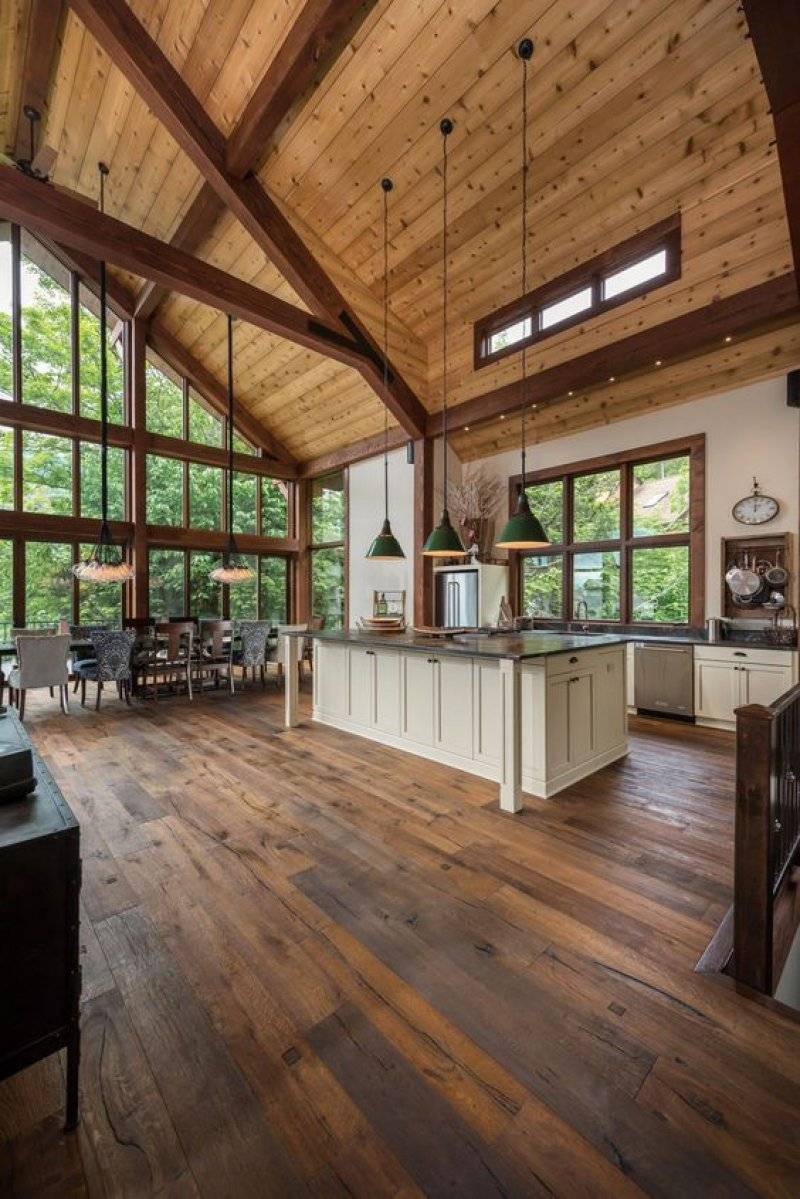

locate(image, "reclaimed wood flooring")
[[1, 684, 799, 1198]]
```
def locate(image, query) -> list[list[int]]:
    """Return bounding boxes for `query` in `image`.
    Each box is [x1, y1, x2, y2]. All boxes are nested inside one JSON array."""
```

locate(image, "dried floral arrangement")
[[447, 467, 505, 525], [447, 467, 505, 560]]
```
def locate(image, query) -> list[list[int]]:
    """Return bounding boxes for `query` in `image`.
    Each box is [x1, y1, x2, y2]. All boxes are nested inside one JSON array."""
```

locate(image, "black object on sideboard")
[[0, 709, 81, 1130]]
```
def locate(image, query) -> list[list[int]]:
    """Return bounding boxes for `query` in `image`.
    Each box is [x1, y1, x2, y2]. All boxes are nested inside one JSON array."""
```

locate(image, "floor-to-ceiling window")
[[309, 471, 346, 630]]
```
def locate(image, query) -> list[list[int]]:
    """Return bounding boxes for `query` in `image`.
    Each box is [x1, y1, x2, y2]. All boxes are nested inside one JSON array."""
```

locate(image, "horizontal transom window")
[[475, 215, 681, 368]]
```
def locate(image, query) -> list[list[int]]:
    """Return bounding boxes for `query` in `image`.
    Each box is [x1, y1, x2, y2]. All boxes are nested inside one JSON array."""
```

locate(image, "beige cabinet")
[[546, 669, 595, 775], [374, 650, 401, 734], [314, 642, 347, 717], [347, 646, 374, 726], [435, 656, 474, 758], [402, 653, 436, 746], [694, 645, 797, 728]]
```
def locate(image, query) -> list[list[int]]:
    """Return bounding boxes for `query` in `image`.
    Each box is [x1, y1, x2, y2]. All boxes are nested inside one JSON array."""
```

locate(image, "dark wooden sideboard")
[[0, 709, 81, 1129]]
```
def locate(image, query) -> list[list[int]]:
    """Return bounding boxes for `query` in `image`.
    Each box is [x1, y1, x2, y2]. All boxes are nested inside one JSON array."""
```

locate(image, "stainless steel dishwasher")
[[633, 642, 694, 718]]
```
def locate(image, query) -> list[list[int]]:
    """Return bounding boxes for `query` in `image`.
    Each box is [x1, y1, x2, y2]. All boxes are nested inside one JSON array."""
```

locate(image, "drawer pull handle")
[[366, 650, 375, 656], [733, 651, 747, 657], [570, 676, 580, 683], [569, 656, 579, 664]]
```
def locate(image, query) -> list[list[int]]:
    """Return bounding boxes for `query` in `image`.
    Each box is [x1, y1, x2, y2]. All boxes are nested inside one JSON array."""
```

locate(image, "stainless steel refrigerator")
[[435, 568, 480, 627]]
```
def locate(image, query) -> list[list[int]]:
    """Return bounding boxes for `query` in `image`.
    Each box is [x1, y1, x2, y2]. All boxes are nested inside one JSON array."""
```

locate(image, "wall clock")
[[732, 478, 779, 525]]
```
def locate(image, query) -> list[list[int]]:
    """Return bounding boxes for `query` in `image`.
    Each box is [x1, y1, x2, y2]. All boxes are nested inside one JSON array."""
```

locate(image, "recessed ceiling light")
[[568, 390, 574, 397], [464, 425, 470, 432], [609, 375, 616, 382], [655, 359, 662, 366], [531, 403, 537, 409], [500, 413, 505, 420], [725, 335, 732, 343]]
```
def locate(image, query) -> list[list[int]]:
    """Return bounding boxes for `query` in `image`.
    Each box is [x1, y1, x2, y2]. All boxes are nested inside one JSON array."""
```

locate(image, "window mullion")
[[11, 225, 21, 404], [70, 272, 80, 416]]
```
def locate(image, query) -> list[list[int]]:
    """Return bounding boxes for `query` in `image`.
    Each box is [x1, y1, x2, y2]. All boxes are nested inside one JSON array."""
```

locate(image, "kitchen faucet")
[[574, 600, 590, 633]]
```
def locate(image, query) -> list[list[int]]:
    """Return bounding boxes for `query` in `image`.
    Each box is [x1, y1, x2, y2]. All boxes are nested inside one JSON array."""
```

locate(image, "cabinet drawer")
[[546, 645, 621, 678], [694, 644, 794, 668]]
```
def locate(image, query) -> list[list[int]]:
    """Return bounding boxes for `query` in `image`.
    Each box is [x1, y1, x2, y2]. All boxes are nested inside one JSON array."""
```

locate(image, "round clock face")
[[732, 492, 779, 525]]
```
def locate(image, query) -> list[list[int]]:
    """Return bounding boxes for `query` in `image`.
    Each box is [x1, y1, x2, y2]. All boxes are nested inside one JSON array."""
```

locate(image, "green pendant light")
[[496, 38, 550, 552], [423, 117, 466, 559], [366, 178, 405, 560]]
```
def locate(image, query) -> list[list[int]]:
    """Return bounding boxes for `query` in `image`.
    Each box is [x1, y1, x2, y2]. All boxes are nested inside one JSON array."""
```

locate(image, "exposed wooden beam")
[[429, 273, 800, 437], [742, 0, 800, 283], [299, 426, 408, 479], [0, 396, 132, 449], [67, 0, 428, 440], [147, 325, 297, 471], [13, 0, 67, 159], [134, 185, 226, 321], [145, 431, 296, 481], [225, 1, 377, 179], [0, 164, 367, 369], [146, 526, 299, 555], [38, 237, 136, 319]]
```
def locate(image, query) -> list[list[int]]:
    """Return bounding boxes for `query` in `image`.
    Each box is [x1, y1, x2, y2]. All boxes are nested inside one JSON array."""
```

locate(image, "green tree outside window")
[[259, 556, 288, 624], [188, 463, 222, 529], [262, 479, 288, 537], [146, 362, 183, 437], [149, 548, 185, 619], [25, 541, 72, 628], [22, 431, 72, 514], [80, 443, 125, 520], [147, 455, 184, 525]]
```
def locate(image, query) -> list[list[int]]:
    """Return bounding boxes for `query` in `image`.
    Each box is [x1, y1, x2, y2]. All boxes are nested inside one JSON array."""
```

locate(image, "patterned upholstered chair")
[[69, 623, 109, 692], [232, 620, 271, 688], [75, 629, 137, 710], [8, 634, 71, 720]]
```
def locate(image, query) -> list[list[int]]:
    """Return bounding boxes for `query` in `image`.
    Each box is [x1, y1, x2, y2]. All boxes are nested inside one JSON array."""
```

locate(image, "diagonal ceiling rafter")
[[68, 0, 428, 440]]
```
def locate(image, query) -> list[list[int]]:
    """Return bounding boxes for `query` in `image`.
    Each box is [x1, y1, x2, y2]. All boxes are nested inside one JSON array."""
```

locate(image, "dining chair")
[[69, 623, 109, 692], [233, 620, 271, 688], [75, 629, 137, 710], [3, 627, 60, 705], [196, 620, 235, 693], [141, 621, 195, 701], [8, 634, 71, 719]]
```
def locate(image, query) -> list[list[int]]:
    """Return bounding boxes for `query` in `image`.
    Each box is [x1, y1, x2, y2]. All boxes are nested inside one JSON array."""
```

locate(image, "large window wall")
[[516, 437, 704, 627], [0, 222, 298, 635]]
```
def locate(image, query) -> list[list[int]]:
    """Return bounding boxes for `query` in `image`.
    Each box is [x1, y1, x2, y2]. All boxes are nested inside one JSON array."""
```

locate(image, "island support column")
[[282, 634, 299, 728], [499, 657, 522, 813]]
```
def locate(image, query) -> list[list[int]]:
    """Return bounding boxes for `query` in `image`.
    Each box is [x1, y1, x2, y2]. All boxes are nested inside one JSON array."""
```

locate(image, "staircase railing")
[[733, 685, 800, 993]]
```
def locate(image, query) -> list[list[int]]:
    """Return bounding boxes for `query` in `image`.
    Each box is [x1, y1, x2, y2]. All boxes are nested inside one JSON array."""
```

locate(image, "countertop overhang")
[[300, 628, 628, 661]]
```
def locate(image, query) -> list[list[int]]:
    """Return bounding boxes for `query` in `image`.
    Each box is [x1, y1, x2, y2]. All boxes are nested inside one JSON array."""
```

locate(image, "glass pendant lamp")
[[210, 315, 255, 584], [366, 178, 405, 560], [74, 163, 135, 584], [496, 39, 550, 551], [423, 118, 465, 558]]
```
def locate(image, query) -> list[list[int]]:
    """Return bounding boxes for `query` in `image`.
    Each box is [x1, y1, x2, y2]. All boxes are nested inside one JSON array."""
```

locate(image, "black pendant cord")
[[381, 179, 391, 521], [441, 118, 453, 512], [98, 162, 109, 533], [227, 312, 235, 556], [519, 39, 532, 496]]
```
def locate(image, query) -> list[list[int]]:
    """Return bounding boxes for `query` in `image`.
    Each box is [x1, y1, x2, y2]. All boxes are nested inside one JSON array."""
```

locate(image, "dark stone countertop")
[[304, 628, 628, 661]]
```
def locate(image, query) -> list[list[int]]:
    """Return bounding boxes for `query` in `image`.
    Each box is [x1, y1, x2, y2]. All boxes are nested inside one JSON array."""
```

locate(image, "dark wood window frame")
[[509, 433, 705, 629], [1, 221, 300, 626], [474, 214, 681, 370]]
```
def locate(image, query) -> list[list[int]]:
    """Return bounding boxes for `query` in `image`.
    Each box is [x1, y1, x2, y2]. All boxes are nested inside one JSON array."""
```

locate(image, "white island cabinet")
[[295, 632, 629, 813]]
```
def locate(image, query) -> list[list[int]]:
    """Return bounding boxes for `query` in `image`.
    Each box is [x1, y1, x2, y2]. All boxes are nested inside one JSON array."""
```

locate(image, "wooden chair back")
[[200, 620, 234, 660], [159, 621, 194, 662], [123, 617, 155, 631]]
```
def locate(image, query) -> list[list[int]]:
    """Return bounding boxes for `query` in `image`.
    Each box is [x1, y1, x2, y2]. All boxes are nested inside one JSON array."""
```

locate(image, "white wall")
[[475, 375, 800, 620], [348, 447, 415, 625]]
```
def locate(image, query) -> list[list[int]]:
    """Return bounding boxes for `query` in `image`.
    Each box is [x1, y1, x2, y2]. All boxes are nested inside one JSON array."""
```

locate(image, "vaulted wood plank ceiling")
[[0, 0, 796, 463]]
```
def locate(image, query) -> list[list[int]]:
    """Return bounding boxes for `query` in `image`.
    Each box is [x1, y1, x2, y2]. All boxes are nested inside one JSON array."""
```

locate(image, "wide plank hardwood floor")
[[1, 683, 799, 1197]]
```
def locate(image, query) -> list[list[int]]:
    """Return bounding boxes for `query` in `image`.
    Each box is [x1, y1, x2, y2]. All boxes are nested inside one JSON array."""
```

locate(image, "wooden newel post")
[[733, 702, 775, 993]]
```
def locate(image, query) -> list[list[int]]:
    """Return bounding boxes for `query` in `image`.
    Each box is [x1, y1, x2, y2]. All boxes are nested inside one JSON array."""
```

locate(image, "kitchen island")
[[282, 630, 628, 812]]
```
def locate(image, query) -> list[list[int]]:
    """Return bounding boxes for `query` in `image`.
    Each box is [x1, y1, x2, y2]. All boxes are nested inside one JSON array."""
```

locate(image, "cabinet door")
[[435, 656, 474, 758], [742, 663, 793, 708], [374, 651, 401, 733], [316, 644, 347, 716], [695, 660, 738, 722], [402, 654, 435, 745], [474, 661, 502, 765], [546, 675, 571, 774], [348, 647, 374, 725], [595, 653, 626, 749], [568, 672, 595, 766]]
